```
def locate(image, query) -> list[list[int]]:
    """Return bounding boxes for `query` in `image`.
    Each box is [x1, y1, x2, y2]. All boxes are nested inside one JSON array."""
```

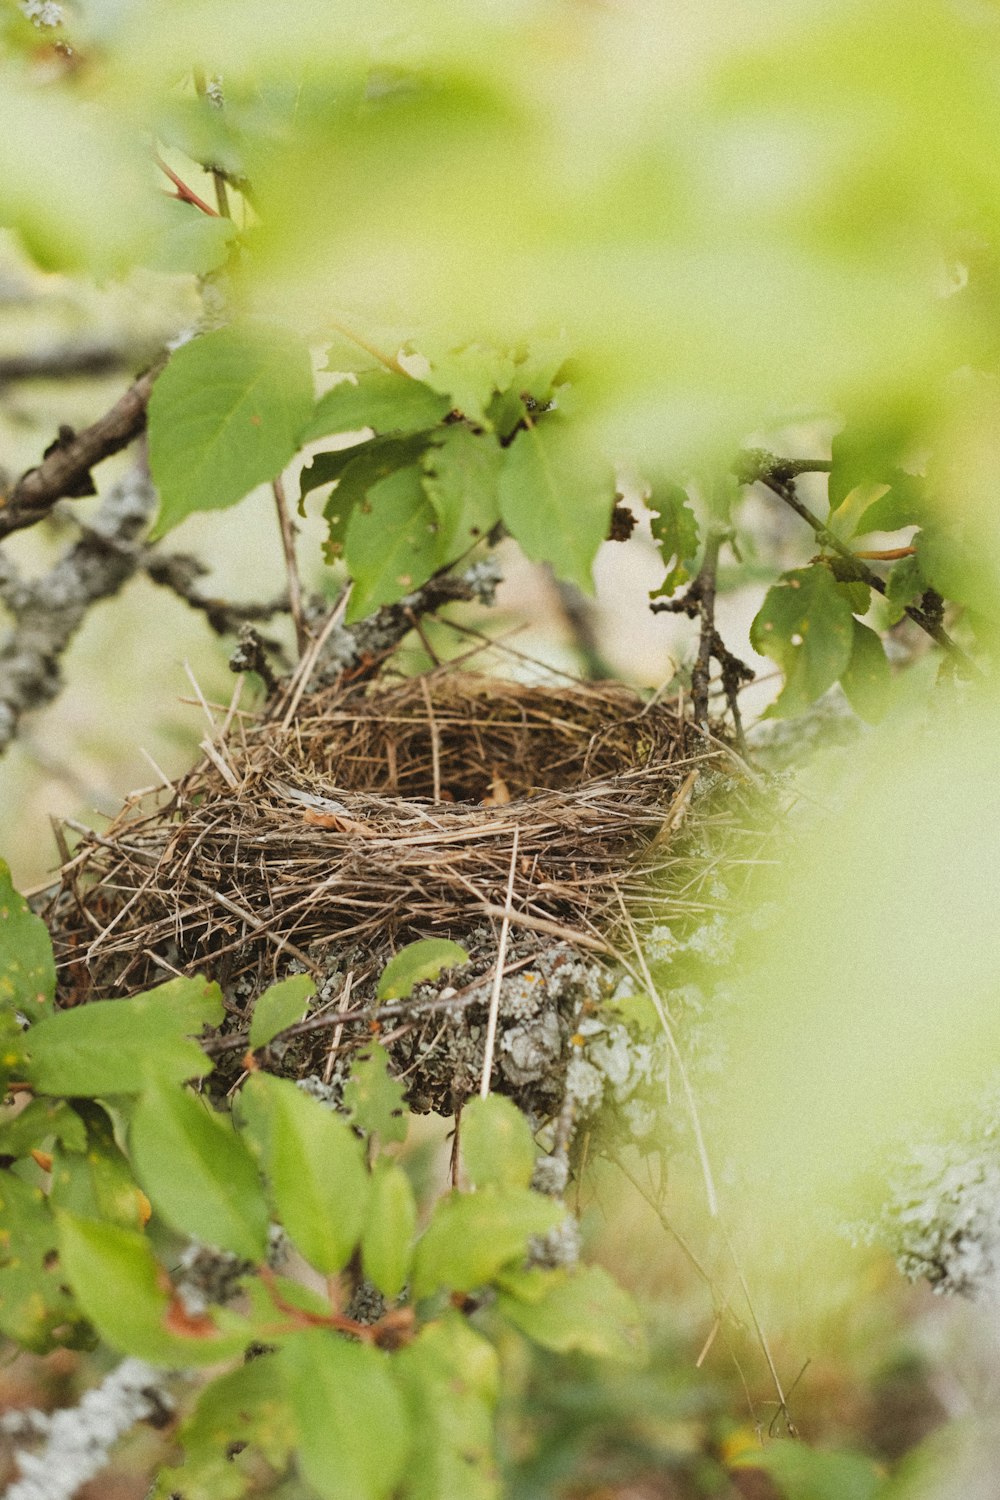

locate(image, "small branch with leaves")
[[733, 448, 976, 675]]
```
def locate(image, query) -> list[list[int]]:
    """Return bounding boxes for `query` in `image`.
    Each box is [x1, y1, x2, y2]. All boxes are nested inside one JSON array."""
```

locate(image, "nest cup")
[[46, 670, 707, 1008]]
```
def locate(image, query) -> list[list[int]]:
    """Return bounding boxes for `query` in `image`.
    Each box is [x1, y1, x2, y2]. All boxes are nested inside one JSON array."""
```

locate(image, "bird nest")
[[45, 669, 710, 1012]]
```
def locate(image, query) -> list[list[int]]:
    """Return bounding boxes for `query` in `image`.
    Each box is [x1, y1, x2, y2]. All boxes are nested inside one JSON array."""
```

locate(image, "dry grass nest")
[[46, 669, 718, 1009]]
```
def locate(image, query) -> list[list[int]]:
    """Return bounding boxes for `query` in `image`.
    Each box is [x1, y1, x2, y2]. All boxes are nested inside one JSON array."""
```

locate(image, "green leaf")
[[148, 324, 314, 536], [854, 477, 923, 534], [308, 433, 434, 561], [498, 1264, 646, 1364], [344, 465, 446, 622], [156, 1355, 296, 1500], [0, 1172, 87, 1352], [376, 939, 470, 1002], [238, 1073, 369, 1274], [129, 1085, 270, 1261], [361, 1160, 416, 1299], [421, 425, 503, 557], [411, 1187, 563, 1299], [461, 1095, 536, 1191], [22, 977, 223, 1096], [421, 341, 517, 424], [278, 1328, 411, 1500], [0, 857, 55, 1023], [50, 1102, 147, 1231], [648, 482, 700, 597], [303, 371, 451, 444], [57, 1213, 250, 1366], [394, 1314, 499, 1500], [732, 1443, 884, 1500], [343, 1044, 408, 1145], [146, 198, 238, 276], [249, 974, 315, 1051], [749, 566, 855, 718], [0, 1098, 87, 1158], [885, 552, 926, 613], [298, 441, 369, 506], [840, 620, 893, 724], [497, 416, 614, 593]]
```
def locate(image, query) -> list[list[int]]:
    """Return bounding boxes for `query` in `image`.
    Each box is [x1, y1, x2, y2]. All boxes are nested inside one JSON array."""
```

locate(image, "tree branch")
[[734, 448, 978, 676], [0, 356, 166, 540], [0, 466, 157, 754]]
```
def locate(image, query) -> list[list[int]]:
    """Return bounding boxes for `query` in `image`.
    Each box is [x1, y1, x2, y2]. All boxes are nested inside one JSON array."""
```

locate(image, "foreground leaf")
[[732, 1442, 884, 1500], [344, 464, 445, 621], [840, 619, 892, 724], [412, 1187, 563, 1298], [0, 858, 55, 1023], [238, 1073, 369, 1273], [149, 324, 314, 535], [50, 1101, 147, 1231], [155, 1355, 297, 1500], [462, 1094, 536, 1191], [749, 565, 855, 717], [57, 1214, 249, 1365], [303, 370, 451, 444], [23, 977, 223, 1096], [648, 481, 700, 597], [0, 1172, 87, 1352], [130, 1085, 270, 1261], [498, 1264, 646, 1364], [279, 1328, 411, 1500], [421, 425, 503, 557], [498, 416, 614, 593], [395, 1315, 500, 1500], [361, 1160, 416, 1299]]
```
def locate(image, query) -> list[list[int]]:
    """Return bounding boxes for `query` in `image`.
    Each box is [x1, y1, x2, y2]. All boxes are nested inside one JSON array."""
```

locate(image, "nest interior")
[[47, 670, 709, 1010]]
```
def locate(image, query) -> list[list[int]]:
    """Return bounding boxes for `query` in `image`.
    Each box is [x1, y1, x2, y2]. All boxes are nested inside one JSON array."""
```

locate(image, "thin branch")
[[734, 448, 978, 675], [272, 476, 307, 655], [0, 340, 156, 386], [0, 357, 166, 539], [0, 466, 157, 754], [154, 153, 221, 217]]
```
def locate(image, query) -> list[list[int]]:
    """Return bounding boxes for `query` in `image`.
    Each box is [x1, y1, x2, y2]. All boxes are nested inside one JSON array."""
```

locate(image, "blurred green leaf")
[[155, 1355, 296, 1500], [0, 1097, 87, 1158], [361, 1159, 416, 1299], [395, 1314, 500, 1500], [148, 324, 314, 535], [421, 341, 517, 425], [146, 198, 238, 276], [0, 857, 55, 1023], [343, 1044, 408, 1145], [750, 566, 855, 717], [412, 1187, 563, 1298], [840, 620, 892, 724], [238, 1072, 369, 1273], [50, 1101, 147, 1231], [303, 370, 451, 444], [732, 1442, 885, 1500], [0, 1171, 87, 1352], [377, 939, 470, 1001], [23, 977, 223, 1096], [130, 1085, 269, 1260], [462, 1094, 536, 1191], [498, 416, 614, 594], [57, 1213, 251, 1365], [249, 974, 315, 1051], [498, 1264, 646, 1364], [278, 1327, 411, 1500], [648, 482, 700, 598]]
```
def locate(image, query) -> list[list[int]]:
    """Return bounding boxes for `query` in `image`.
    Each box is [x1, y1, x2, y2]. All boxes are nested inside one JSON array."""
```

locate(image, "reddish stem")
[[155, 154, 220, 217], [854, 546, 917, 560]]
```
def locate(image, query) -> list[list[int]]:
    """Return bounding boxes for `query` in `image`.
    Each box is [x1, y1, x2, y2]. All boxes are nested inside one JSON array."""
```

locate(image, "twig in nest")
[[479, 828, 520, 1098]]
